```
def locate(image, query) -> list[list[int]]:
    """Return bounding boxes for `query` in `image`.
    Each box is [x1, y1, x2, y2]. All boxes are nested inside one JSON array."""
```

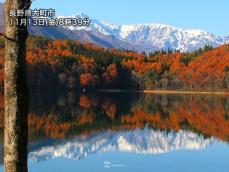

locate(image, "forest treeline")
[[0, 36, 229, 91]]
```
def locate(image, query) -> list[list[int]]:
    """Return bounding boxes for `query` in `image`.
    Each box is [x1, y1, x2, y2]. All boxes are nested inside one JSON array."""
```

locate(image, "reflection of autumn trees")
[[25, 92, 136, 140], [122, 95, 229, 141], [1, 93, 228, 142]]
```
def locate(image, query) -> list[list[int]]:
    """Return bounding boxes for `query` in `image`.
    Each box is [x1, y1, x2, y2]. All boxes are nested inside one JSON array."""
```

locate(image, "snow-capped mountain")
[[66, 14, 229, 52], [0, 3, 228, 52], [29, 129, 215, 162]]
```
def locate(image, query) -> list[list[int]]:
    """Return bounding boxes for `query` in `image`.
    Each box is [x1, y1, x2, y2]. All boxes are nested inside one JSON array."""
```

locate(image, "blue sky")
[[24, 0, 229, 36]]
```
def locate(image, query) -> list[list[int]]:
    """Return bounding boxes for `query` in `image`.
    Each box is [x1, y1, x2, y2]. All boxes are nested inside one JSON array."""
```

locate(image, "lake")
[[0, 92, 229, 172]]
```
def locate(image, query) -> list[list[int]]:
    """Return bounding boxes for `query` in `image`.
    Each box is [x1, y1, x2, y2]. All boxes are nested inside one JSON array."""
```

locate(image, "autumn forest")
[[0, 36, 228, 92]]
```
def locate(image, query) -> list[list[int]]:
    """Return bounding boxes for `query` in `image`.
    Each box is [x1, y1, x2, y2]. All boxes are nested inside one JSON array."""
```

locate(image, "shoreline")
[[98, 89, 229, 95]]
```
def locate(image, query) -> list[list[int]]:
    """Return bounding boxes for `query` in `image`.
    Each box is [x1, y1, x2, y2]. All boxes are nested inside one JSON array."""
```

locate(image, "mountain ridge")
[[67, 14, 228, 52]]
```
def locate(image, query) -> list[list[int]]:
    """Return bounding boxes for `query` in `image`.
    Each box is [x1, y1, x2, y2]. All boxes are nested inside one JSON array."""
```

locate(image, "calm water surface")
[[0, 92, 229, 172]]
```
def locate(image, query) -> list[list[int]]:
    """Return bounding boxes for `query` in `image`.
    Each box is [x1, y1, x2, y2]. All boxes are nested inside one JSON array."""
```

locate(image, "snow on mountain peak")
[[59, 14, 228, 52]]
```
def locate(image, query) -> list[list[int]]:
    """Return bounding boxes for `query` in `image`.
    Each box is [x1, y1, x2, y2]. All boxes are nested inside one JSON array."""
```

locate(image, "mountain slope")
[[28, 26, 137, 50], [68, 15, 228, 52]]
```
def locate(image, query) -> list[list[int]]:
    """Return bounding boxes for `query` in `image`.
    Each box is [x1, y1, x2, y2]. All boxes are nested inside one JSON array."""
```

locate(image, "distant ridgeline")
[[0, 36, 229, 92]]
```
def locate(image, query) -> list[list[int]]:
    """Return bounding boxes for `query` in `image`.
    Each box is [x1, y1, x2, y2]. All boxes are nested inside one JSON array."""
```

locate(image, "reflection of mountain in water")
[[0, 93, 228, 165], [29, 128, 215, 162]]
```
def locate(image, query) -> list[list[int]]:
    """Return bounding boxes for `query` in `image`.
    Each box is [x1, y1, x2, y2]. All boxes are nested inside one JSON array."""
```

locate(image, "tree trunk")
[[4, 1, 31, 172]]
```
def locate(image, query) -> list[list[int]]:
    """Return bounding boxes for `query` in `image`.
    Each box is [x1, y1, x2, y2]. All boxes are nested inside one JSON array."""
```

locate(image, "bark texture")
[[4, 1, 31, 172]]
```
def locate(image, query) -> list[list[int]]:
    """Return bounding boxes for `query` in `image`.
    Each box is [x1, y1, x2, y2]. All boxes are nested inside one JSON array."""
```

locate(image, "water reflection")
[[29, 129, 215, 162], [27, 92, 229, 142], [0, 92, 229, 171]]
